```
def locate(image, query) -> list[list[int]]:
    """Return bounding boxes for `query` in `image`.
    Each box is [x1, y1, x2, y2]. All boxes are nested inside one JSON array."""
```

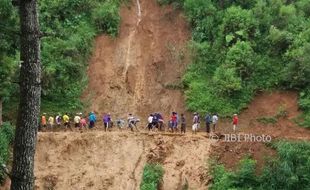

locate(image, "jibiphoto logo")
[[223, 133, 272, 142]]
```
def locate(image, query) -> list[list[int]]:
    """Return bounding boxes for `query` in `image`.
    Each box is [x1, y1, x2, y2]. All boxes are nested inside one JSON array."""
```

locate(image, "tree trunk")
[[10, 0, 41, 189], [0, 97, 2, 126]]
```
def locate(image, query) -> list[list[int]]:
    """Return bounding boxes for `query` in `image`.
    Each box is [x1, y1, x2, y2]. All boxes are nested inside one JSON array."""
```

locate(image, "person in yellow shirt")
[[63, 113, 70, 128], [48, 116, 54, 129]]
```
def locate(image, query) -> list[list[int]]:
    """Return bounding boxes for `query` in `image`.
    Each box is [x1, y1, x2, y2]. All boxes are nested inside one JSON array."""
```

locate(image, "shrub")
[[0, 122, 15, 183], [92, 1, 120, 37], [182, 0, 310, 120], [140, 164, 164, 190], [210, 141, 310, 190]]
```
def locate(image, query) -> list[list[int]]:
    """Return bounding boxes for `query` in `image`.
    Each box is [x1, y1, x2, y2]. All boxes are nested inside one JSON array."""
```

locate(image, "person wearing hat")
[[232, 114, 238, 132]]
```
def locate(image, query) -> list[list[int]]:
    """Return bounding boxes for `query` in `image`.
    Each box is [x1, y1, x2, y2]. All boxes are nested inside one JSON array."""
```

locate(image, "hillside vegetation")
[[160, 0, 310, 124], [0, 0, 123, 116], [210, 140, 310, 190]]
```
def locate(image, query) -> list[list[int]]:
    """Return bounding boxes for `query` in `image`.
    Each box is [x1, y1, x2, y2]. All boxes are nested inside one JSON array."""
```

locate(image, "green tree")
[[0, 0, 19, 125], [11, 0, 41, 189], [225, 41, 256, 79], [212, 64, 242, 96]]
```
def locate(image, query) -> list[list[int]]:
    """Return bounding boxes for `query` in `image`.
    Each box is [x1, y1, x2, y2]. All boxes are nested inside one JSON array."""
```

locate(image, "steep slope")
[[83, 0, 190, 119]]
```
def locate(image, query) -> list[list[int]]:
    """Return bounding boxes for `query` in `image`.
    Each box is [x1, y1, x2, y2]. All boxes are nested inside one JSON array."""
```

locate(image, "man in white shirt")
[[74, 113, 81, 128], [212, 113, 219, 132], [147, 114, 153, 131]]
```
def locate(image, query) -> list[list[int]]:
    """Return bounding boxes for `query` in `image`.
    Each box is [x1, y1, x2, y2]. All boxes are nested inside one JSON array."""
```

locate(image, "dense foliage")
[[140, 164, 164, 190], [159, 0, 310, 119], [0, 0, 123, 118], [39, 0, 122, 112], [210, 140, 310, 190], [0, 0, 20, 120], [0, 122, 15, 183]]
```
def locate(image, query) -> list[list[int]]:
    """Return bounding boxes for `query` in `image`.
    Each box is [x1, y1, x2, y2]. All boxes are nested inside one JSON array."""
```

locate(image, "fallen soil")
[[83, 0, 190, 120], [33, 132, 213, 190], [210, 141, 276, 174], [211, 91, 310, 171]]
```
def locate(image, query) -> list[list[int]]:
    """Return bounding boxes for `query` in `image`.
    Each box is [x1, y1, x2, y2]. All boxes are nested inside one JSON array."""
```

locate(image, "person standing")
[[175, 112, 179, 130], [103, 113, 111, 131], [63, 113, 70, 129], [128, 113, 139, 131], [80, 116, 87, 129], [171, 112, 177, 133], [181, 113, 186, 134], [89, 112, 97, 129], [212, 113, 218, 132], [197, 112, 201, 129], [41, 113, 47, 129], [48, 115, 54, 129], [192, 112, 199, 134], [205, 113, 212, 133], [157, 113, 164, 131], [232, 114, 238, 132], [74, 113, 81, 128], [55, 113, 62, 127], [147, 114, 153, 131]]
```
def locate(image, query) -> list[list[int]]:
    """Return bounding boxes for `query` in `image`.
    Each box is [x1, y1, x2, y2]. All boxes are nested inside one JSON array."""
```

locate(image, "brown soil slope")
[[34, 132, 212, 190], [212, 91, 310, 171], [83, 0, 190, 119]]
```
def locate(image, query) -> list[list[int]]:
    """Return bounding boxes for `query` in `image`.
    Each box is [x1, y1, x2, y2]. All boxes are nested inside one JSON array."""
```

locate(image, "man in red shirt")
[[171, 112, 177, 132], [233, 114, 238, 132]]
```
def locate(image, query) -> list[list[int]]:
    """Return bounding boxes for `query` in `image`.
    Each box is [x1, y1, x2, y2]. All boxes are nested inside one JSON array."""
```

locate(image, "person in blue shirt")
[[88, 112, 97, 129]]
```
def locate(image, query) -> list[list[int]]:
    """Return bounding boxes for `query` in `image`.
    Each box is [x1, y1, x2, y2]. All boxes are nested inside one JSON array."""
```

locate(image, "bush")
[[92, 1, 120, 37], [0, 122, 15, 183], [210, 141, 310, 190], [181, 0, 310, 119], [140, 164, 164, 190], [210, 157, 258, 190], [36, 0, 123, 113]]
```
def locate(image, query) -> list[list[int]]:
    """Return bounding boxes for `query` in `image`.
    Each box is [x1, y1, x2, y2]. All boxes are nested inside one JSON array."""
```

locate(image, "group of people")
[[40, 112, 140, 131], [202, 113, 239, 133], [40, 111, 239, 133], [40, 112, 97, 131]]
